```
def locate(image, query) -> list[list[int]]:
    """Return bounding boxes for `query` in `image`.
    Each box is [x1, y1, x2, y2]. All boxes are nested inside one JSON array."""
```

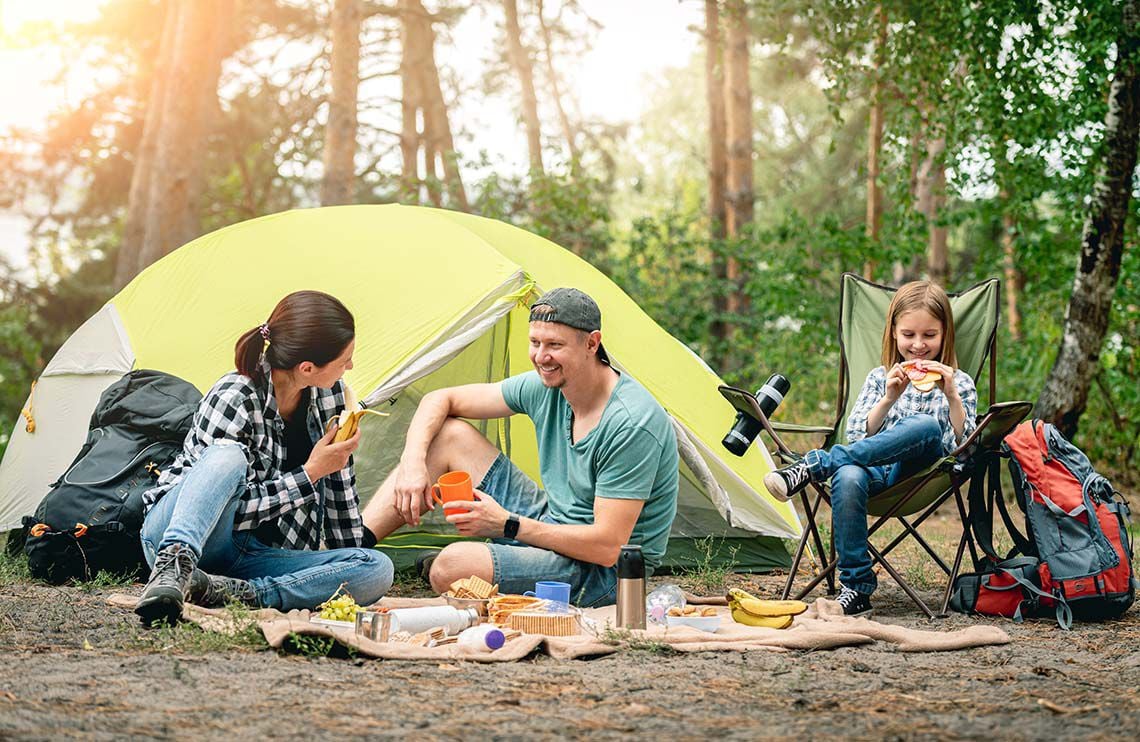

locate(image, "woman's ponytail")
[[233, 291, 354, 381], [235, 326, 269, 381]]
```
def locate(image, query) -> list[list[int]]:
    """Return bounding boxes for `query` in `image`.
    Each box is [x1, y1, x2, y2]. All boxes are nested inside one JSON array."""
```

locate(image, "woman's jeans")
[[140, 443, 393, 610], [803, 414, 944, 595]]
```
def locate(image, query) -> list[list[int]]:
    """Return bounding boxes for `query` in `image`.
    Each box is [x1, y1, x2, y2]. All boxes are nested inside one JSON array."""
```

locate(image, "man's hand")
[[444, 490, 508, 538], [304, 424, 361, 482], [391, 460, 435, 526]]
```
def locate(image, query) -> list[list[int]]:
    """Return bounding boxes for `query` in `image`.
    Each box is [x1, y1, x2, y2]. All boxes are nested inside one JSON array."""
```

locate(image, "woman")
[[135, 290, 393, 626]]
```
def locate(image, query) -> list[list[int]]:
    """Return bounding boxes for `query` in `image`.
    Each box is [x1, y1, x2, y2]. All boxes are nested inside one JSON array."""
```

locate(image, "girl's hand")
[[884, 363, 908, 403], [928, 362, 959, 399]]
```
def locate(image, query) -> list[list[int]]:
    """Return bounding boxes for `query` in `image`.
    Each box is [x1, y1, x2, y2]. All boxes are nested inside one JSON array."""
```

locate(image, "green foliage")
[[677, 536, 740, 595], [124, 606, 268, 654]]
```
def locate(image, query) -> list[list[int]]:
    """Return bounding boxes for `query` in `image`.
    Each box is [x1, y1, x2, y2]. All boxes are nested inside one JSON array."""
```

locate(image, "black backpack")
[[22, 370, 201, 583]]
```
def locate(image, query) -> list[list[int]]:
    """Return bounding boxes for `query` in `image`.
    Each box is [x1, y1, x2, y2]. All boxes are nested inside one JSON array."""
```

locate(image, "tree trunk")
[[724, 0, 752, 317], [503, 0, 543, 175], [705, 0, 731, 351], [421, 19, 468, 210], [115, 1, 178, 290], [132, 0, 234, 279], [536, 0, 578, 164], [399, 10, 421, 203], [863, 3, 886, 281], [1036, 5, 1139, 438], [398, 0, 466, 209], [1001, 201, 1022, 341], [915, 120, 948, 285], [321, 0, 362, 206]]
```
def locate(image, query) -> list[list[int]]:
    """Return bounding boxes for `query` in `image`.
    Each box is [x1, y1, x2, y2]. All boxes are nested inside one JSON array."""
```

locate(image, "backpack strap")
[[996, 562, 1074, 630]]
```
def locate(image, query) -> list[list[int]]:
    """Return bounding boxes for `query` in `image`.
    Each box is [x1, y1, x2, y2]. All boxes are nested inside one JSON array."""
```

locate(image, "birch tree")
[[1037, 1, 1140, 437]]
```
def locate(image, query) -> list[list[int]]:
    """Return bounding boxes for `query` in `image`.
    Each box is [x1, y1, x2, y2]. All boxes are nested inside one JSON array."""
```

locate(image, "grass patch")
[[283, 632, 348, 659], [73, 569, 137, 592], [599, 625, 677, 655], [122, 603, 268, 654], [0, 545, 31, 588], [676, 536, 739, 595]]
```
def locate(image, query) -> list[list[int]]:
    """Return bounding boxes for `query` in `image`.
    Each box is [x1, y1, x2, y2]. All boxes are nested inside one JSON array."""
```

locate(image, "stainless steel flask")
[[615, 544, 647, 629]]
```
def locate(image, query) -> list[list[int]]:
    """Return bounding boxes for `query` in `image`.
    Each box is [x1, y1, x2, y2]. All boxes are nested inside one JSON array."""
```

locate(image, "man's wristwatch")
[[503, 514, 520, 540]]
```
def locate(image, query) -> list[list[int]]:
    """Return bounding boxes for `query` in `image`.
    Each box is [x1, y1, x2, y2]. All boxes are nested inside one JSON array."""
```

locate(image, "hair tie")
[[258, 323, 271, 340]]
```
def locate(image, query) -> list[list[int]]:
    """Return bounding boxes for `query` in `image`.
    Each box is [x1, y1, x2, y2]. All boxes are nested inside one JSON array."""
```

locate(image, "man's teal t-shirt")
[[500, 370, 679, 569]]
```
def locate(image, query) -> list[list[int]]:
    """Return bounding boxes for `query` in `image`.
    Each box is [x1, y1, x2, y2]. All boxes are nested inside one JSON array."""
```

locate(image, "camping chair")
[[722, 272, 1032, 618]]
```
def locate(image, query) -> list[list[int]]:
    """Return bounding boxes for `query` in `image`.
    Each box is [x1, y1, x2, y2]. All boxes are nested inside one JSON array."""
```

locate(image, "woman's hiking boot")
[[186, 570, 260, 608], [134, 543, 197, 626]]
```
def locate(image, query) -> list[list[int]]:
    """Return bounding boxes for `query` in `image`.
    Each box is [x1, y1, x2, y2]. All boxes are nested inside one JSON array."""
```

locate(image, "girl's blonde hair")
[[880, 281, 958, 369]]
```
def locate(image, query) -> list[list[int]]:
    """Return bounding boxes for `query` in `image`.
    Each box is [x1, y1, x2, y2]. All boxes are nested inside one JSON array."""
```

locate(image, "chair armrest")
[[770, 422, 835, 435], [952, 400, 1034, 459]]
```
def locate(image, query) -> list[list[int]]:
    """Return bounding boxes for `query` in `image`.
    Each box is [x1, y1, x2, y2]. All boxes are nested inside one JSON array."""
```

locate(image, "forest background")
[[0, 0, 1137, 489]]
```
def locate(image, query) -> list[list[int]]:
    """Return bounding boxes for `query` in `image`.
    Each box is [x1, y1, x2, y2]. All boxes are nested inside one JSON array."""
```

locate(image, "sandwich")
[[903, 361, 942, 392]]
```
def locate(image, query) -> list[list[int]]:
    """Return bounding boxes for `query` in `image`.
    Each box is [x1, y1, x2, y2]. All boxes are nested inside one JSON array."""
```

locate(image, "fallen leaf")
[[83, 639, 93, 651]]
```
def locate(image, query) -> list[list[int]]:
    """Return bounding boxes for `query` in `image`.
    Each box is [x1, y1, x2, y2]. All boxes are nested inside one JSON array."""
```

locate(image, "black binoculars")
[[718, 374, 791, 456]]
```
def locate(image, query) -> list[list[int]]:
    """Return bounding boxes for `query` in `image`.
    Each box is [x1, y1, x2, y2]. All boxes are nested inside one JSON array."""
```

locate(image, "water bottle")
[[615, 544, 647, 630], [388, 606, 479, 636], [721, 374, 791, 456], [457, 624, 506, 653]]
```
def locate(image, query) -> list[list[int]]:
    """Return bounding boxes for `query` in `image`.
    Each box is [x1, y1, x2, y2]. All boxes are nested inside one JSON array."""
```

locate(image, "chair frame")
[[730, 273, 1029, 618]]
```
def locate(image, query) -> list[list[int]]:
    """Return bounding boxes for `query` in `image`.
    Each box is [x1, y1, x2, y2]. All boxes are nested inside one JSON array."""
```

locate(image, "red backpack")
[[951, 420, 1135, 628]]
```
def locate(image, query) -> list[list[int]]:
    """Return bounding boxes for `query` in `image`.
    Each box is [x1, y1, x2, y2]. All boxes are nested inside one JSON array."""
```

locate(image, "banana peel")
[[326, 385, 389, 443], [726, 587, 808, 629]]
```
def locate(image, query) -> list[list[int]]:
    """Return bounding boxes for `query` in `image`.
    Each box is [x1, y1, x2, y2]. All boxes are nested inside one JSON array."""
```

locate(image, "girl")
[[763, 281, 977, 617], [135, 290, 393, 626]]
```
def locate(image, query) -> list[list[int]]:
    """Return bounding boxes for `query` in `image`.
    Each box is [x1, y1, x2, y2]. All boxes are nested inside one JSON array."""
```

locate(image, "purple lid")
[[485, 628, 505, 650]]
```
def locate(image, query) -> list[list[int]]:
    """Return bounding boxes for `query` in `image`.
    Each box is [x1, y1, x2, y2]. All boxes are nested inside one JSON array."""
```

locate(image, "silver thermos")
[[615, 544, 646, 629]]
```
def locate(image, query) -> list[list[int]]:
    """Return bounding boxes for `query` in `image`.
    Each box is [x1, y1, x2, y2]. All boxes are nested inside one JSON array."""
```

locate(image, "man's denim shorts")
[[477, 453, 617, 607]]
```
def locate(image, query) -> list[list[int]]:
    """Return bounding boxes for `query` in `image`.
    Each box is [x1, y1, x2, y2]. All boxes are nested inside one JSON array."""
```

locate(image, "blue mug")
[[524, 580, 572, 611]]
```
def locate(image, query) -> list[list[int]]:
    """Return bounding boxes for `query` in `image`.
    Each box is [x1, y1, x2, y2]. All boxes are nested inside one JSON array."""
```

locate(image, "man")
[[362, 287, 679, 606]]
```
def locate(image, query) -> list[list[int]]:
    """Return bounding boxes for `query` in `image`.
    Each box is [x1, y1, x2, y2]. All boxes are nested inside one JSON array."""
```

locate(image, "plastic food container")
[[665, 614, 721, 633], [443, 594, 489, 618]]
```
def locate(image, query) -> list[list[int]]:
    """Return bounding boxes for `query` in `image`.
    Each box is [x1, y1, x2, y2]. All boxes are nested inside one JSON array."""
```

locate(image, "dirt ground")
[[3, 518, 1140, 740]]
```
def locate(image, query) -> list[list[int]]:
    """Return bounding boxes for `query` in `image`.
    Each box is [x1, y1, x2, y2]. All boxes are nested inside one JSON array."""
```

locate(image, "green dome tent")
[[0, 205, 798, 572]]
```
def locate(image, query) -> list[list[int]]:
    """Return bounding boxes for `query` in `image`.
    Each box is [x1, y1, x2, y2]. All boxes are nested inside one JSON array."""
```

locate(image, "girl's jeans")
[[140, 443, 392, 610], [803, 414, 944, 595]]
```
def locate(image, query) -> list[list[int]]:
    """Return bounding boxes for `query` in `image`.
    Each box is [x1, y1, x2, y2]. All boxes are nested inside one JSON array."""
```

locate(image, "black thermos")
[[721, 373, 791, 456], [615, 544, 646, 630]]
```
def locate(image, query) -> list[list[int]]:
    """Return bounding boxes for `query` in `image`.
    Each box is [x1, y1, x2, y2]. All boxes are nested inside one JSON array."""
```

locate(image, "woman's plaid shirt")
[[141, 366, 366, 550]]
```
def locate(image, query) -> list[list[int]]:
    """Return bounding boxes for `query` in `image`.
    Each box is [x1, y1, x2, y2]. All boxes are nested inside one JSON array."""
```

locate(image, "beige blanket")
[[107, 594, 1009, 661]]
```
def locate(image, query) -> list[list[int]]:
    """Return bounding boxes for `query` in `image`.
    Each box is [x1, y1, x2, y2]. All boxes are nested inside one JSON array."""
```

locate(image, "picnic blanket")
[[107, 594, 1009, 661]]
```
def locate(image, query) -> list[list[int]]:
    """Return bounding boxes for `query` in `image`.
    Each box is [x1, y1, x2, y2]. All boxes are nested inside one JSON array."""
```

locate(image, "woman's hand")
[[391, 460, 435, 527], [304, 424, 361, 482], [443, 490, 508, 538], [884, 363, 909, 403]]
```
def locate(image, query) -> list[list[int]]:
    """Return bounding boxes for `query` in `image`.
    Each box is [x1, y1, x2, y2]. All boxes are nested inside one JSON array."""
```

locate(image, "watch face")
[[504, 515, 519, 540]]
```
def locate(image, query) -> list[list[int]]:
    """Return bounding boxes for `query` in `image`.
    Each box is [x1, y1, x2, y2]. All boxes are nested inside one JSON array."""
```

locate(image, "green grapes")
[[318, 592, 361, 622]]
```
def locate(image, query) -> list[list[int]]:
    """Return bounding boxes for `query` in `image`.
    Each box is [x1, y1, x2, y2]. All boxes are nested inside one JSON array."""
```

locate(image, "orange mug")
[[432, 470, 474, 516]]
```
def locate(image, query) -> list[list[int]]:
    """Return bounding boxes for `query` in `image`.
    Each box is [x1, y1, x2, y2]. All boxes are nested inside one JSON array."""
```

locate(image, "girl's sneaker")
[[763, 461, 812, 501], [835, 586, 874, 617]]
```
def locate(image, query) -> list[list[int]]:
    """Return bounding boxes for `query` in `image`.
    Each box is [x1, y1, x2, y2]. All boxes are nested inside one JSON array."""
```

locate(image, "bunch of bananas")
[[726, 588, 808, 629], [327, 385, 389, 443]]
